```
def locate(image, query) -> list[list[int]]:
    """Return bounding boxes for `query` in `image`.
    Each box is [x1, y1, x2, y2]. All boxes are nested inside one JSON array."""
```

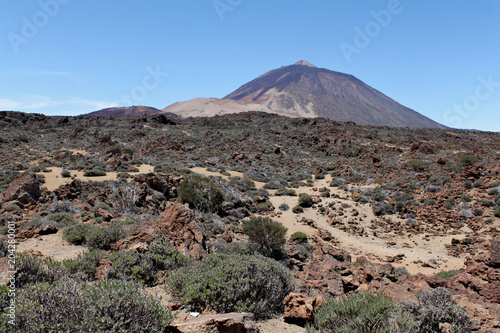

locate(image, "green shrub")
[[123, 148, 135, 155], [415, 287, 471, 332], [494, 207, 500, 218], [63, 223, 90, 245], [298, 193, 314, 208], [110, 241, 188, 286], [83, 168, 107, 177], [229, 176, 256, 192], [94, 202, 112, 212], [256, 200, 275, 212], [36, 174, 45, 183], [408, 159, 425, 172], [242, 217, 287, 259], [279, 202, 290, 211], [292, 205, 304, 214], [60, 170, 71, 178], [459, 154, 478, 166], [373, 203, 395, 216], [3, 202, 21, 212], [15, 254, 66, 288], [63, 250, 103, 280], [313, 291, 393, 333], [264, 180, 283, 190], [2, 280, 172, 332], [178, 175, 225, 213], [435, 269, 463, 281], [166, 253, 291, 318], [275, 187, 297, 196], [46, 212, 76, 228], [86, 224, 124, 250], [290, 231, 308, 243]]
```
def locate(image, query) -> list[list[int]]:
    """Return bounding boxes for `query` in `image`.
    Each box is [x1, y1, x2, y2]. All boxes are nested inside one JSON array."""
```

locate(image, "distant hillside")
[[80, 106, 176, 118]]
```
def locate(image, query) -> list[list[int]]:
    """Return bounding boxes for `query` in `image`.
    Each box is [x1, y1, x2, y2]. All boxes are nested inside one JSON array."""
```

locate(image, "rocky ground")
[[1, 111, 499, 332]]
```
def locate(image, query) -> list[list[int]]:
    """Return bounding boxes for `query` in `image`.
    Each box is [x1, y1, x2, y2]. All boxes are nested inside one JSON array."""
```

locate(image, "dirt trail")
[[38, 165, 155, 191], [17, 230, 87, 261], [191, 168, 467, 275]]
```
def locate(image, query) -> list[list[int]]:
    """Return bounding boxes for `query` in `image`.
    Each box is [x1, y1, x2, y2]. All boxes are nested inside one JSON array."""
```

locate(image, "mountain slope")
[[80, 106, 176, 118], [163, 61, 445, 128]]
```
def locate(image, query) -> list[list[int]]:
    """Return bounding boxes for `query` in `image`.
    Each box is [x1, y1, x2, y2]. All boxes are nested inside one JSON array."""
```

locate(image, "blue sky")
[[1, 0, 499, 131]]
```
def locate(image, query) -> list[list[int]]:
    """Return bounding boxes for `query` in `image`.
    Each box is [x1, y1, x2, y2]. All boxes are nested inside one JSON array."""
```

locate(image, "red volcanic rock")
[[0, 172, 41, 206], [283, 293, 325, 321], [111, 202, 206, 259]]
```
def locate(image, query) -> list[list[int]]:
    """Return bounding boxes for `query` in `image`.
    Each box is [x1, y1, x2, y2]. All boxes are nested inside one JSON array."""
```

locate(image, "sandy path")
[[17, 230, 87, 261], [190, 169, 466, 275], [38, 165, 155, 191], [190, 167, 267, 189]]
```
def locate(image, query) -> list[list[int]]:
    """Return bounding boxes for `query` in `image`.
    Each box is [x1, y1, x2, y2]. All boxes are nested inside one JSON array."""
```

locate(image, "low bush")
[[313, 291, 393, 333], [166, 253, 291, 318], [372, 202, 395, 216], [292, 205, 304, 214], [459, 154, 478, 166], [109, 240, 188, 285], [298, 193, 314, 208], [229, 176, 256, 192], [275, 187, 297, 196], [435, 269, 463, 281], [83, 168, 107, 177], [63, 250, 104, 281], [2, 280, 172, 332], [408, 159, 425, 172], [279, 202, 290, 211], [178, 175, 225, 213], [60, 170, 71, 178], [46, 212, 76, 228], [414, 287, 471, 332], [264, 180, 283, 190], [243, 217, 287, 259], [15, 254, 65, 288], [311, 288, 471, 333], [3, 203, 21, 212], [86, 224, 124, 250], [63, 223, 90, 245], [64, 223, 124, 250], [290, 231, 308, 243]]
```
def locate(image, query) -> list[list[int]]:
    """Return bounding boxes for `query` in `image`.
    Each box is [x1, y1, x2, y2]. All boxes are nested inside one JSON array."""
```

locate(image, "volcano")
[[163, 60, 445, 128]]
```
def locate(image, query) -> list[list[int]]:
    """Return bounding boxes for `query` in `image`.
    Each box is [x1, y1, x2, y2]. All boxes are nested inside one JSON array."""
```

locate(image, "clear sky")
[[1, 0, 499, 131]]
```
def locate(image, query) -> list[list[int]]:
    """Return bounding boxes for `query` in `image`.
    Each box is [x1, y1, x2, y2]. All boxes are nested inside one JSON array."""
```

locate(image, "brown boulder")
[[410, 142, 434, 155], [111, 202, 206, 259], [0, 172, 41, 206], [283, 293, 325, 322]]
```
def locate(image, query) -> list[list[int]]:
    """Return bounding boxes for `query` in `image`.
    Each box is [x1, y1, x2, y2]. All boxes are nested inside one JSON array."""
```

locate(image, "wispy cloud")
[[0, 96, 118, 112]]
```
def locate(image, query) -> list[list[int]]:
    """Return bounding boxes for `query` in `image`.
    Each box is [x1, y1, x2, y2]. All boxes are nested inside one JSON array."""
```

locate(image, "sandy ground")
[[190, 168, 467, 275], [38, 164, 155, 191], [17, 230, 87, 261]]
